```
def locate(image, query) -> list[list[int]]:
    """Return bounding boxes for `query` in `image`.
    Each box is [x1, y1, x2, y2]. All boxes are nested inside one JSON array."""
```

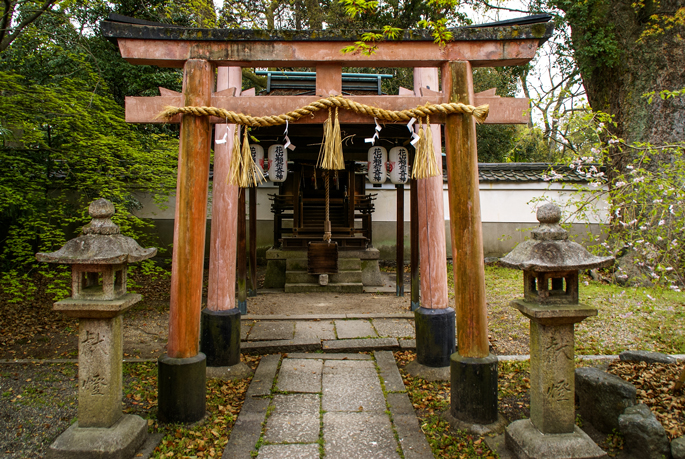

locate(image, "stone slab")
[[324, 412, 400, 459], [222, 399, 270, 459], [242, 338, 321, 354], [323, 338, 399, 352], [373, 319, 415, 338], [375, 350, 405, 392], [387, 392, 415, 415], [294, 321, 335, 340], [248, 321, 296, 341], [399, 339, 416, 350], [241, 321, 254, 340], [393, 414, 435, 459], [256, 444, 320, 459], [47, 414, 148, 459], [335, 320, 378, 339], [505, 419, 607, 459], [133, 433, 164, 459], [241, 314, 413, 321], [484, 433, 516, 459], [619, 350, 677, 364], [206, 361, 253, 380], [404, 360, 450, 382], [287, 352, 372, 360], [265, 394, 320, 443], [246, 354, 281, 397], [322, 360, 386, 412], [276, 359, 323, 393]]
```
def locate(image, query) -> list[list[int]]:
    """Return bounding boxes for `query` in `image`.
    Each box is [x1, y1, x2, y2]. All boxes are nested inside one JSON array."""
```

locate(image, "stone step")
[[285, 271, 363, 284], [286, 258, 361, 272], [284, 283, 364, 294]]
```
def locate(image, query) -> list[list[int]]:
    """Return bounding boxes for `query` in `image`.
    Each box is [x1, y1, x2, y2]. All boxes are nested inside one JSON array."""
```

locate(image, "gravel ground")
[[0, 362, 78, 458]]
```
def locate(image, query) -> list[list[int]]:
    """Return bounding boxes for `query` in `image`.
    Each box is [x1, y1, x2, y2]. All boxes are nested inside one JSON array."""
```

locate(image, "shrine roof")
[[101, 14, 554, 45]]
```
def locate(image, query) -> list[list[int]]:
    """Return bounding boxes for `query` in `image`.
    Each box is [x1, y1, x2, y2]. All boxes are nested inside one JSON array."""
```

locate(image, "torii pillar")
[[200, 67, 243, 369], [158, 59, 213, 424], [412, 68, 455, 370], [443, 61, 502, 430]]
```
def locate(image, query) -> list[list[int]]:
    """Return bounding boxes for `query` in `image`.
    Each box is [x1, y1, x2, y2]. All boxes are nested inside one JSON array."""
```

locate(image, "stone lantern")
[[36, 198, 156, 459], [500, 203, 613, 459]]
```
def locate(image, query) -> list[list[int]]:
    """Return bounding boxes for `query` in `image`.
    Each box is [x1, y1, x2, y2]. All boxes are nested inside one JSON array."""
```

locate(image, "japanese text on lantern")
[[372, 148, 383, 182], [274, 146, 284, 181], [398, 148, 408, 182]]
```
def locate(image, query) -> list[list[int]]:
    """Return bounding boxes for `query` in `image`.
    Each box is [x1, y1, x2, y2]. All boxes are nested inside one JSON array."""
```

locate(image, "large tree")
[[545, 0, 685, 170]]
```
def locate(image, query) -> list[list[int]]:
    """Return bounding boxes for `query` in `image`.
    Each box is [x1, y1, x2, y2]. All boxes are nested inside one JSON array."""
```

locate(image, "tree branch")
[[0, 0, 58, 52]]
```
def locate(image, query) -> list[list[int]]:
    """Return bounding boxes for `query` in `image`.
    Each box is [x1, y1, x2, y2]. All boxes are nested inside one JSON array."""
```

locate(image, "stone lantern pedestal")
[[499, 203, 613, 459], [37, 199, 157, 459]]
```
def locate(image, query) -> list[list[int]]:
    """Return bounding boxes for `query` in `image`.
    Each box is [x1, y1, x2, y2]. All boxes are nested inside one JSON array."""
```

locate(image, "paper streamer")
[[365, 117, 383, 145], [215, 118, 229, 144], [407, 118, 420, 146], [283, 119, 296, 151]]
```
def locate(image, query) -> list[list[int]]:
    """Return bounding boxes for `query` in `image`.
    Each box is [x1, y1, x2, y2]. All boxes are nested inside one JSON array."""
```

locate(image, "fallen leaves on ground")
[[608, 360, 685, 440]]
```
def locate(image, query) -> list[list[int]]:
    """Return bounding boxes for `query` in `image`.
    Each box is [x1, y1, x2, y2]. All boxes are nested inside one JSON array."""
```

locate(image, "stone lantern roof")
[[500, 202, 613, 272], [36, 199, 157, 265]]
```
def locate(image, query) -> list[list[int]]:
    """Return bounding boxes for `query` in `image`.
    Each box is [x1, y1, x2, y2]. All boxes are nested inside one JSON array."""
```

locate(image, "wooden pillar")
[[237, 189, 247, 313], [167, 59, 213, 359], [410, 178, 419, 310], [413, 68, 449, 310], [207, 67, 241, 312], [396, 184, 404, 296], [248, 186, 257, 296], [442, 61, 489, 359]]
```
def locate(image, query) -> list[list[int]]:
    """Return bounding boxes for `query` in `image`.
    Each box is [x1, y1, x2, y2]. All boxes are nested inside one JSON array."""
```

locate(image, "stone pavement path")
[[241, 317, 418, 354], [222, 351, 434, 459]]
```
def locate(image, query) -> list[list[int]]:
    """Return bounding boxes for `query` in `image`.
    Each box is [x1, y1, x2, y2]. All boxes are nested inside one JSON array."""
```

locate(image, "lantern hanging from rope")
[[250, 144, 265, 177], [388, 146, 409, 185], [268, 144, 288, 183], [367, 146, 387, 185]]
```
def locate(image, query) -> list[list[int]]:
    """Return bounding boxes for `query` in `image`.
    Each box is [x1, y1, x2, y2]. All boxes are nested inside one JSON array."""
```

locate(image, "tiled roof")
[[475, 163, 595, 182]]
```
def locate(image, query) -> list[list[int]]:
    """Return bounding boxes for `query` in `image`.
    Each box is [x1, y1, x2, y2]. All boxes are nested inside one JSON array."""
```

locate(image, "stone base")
[[442, 410, 508, 436], [47, 414, 147, 459], [201, 308, 241, 367], [451, 352, 499, 425], [158, 353, 206, 424], [404, 360, 450, 382], [206, 361, 253, 380], [505, 419, 608, 459], [415, 307, 455, 367]]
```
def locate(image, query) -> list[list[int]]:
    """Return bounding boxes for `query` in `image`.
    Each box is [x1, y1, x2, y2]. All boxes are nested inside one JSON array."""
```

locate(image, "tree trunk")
[[559, 0, 685, 174]]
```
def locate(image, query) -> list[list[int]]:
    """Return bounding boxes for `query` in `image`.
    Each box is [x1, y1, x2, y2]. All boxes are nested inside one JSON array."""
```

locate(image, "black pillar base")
[[200, 308, 241, 367], [415, 307, 455, 367], [237, 300, 247, 315], [158, 353, 206, 424], [450, 352, 498, 425], [410, 301, 420, 312]]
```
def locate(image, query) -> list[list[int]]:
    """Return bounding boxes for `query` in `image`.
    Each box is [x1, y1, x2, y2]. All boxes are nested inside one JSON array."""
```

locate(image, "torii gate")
[[102, 15, 553, 425]]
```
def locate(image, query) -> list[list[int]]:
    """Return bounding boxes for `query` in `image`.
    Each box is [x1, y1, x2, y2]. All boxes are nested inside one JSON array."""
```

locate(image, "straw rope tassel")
[[318, 107, 345, 170], [227, 126, 243, 186], [424, 115, 439, 178], [242, 127, 265, 188]]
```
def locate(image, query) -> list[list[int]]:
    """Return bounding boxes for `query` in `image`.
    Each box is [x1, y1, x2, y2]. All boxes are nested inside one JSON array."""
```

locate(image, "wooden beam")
[[116, 38, 540, 68], [442, 61, 489, 359], [125, 93, 529, 125], [248, 186, 257, 297], [167, 59, 213, 359], [316, 64, 342, 97], [237, 189, 247, 313], [396, 184, 404, 297]]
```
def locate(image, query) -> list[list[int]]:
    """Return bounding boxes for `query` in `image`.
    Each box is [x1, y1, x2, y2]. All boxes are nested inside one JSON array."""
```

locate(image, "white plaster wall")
[[132, 180, 608, 225]]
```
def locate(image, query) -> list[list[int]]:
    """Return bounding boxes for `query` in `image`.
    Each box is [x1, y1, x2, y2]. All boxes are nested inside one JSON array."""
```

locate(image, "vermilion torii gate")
[[102, 15, 552, 425]]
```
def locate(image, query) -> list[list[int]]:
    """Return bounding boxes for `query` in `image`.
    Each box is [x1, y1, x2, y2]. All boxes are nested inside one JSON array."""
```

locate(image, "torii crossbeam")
[[101, 14, 553, 425]]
